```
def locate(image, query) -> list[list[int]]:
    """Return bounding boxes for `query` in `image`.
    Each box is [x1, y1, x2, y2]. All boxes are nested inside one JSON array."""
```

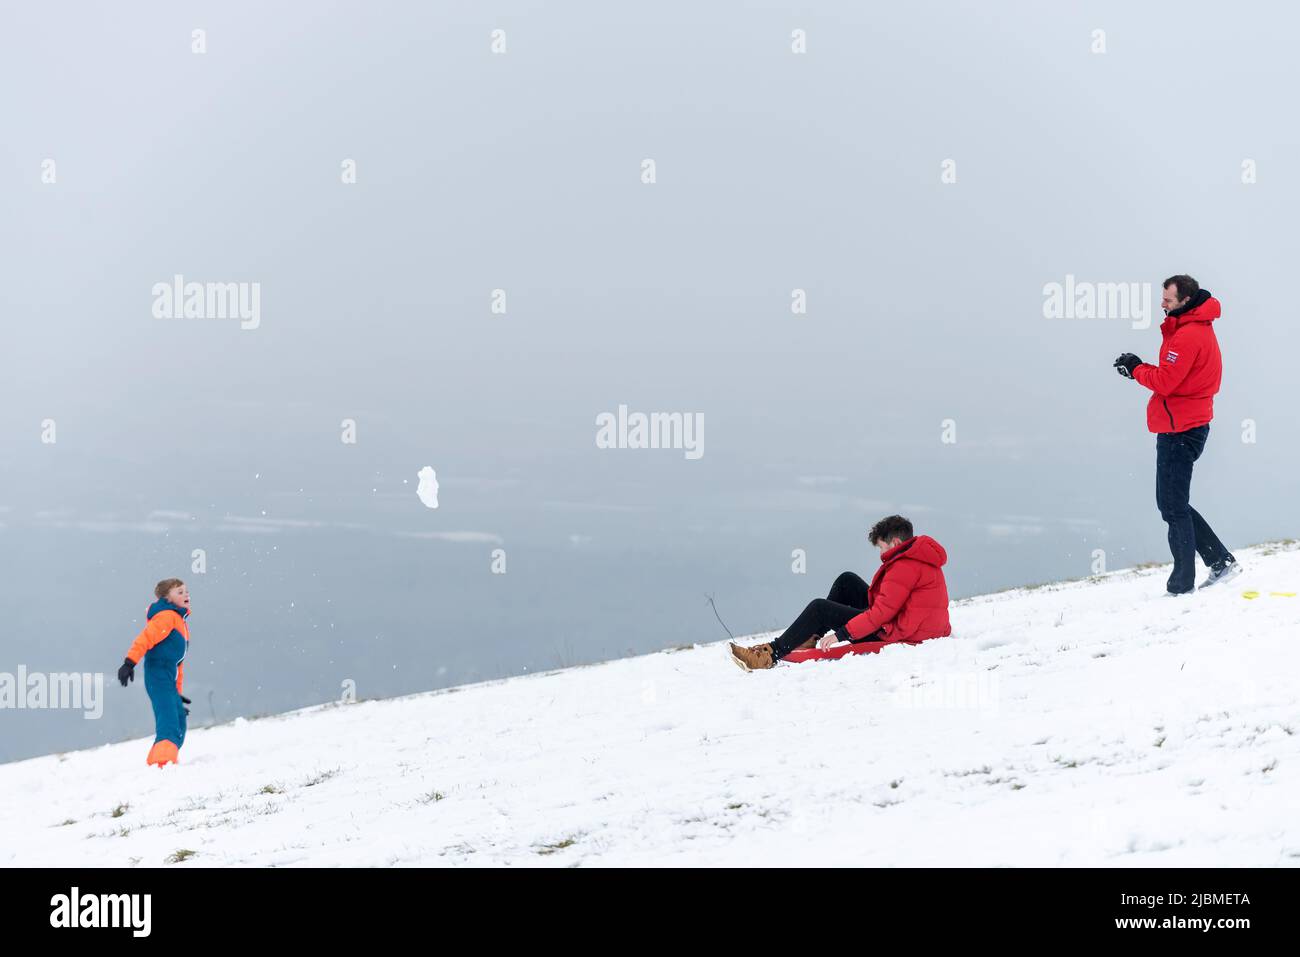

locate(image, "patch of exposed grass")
[[1256, 539, 1298, 557], [536, 836, 579, 855], [165, 849, 196, 864], [302, 768, 342, 788]]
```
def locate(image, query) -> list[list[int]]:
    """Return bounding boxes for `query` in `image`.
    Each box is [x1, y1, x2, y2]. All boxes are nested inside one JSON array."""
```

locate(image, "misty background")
[[3, 1, 1298, 762]]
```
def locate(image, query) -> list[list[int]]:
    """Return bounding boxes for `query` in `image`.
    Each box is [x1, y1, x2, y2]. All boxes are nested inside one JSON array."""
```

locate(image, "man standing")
[[1114, 275, 1239, 595]]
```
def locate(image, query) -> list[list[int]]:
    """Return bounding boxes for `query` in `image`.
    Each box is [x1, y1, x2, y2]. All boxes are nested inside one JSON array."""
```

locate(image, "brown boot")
[[729, 641, 776, 671], [794, 635, 819, 651]]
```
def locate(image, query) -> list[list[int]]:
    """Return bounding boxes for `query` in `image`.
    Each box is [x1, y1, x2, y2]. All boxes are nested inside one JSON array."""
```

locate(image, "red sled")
[[782, 636, 934, 665]]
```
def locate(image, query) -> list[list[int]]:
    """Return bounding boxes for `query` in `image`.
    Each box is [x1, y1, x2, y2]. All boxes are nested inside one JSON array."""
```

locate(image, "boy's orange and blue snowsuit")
[[125, 599, 190, 766]]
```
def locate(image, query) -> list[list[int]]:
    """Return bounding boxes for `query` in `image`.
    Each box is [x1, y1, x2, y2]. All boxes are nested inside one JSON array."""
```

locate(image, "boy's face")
[[876, 537, 902, 555], [166, 583, 190, 609]]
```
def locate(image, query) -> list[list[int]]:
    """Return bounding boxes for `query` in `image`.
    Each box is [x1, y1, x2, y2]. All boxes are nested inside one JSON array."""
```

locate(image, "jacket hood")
[[147, 598, 189, 620], [884, 534, 947, 568], [1166, 289, 1219, 326]]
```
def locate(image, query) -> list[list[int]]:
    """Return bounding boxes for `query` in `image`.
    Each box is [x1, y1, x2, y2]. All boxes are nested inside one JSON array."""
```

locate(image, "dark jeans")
[[1156, 425, 1233, 593], [771, 571, 882, 658]]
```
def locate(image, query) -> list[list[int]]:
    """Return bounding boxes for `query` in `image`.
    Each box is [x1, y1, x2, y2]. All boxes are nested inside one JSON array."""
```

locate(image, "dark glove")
[[1114, 353, 1143, 379], [181, 694, 191, 716], [117, 658, 135, 686]]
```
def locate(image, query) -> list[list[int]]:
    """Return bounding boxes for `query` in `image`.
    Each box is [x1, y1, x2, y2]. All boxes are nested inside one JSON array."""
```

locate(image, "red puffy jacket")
[[843, 535, 952, 643], [1133, 291, 1223, 433]]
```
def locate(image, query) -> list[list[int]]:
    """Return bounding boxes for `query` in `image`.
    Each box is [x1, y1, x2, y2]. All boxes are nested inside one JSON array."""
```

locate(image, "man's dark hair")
[[868, 515, 914, 545], [1162, 274, 1199, 302]]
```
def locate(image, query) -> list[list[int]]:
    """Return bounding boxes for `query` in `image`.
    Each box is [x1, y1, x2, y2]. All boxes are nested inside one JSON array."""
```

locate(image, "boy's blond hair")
[[154, 578, 185, 600]]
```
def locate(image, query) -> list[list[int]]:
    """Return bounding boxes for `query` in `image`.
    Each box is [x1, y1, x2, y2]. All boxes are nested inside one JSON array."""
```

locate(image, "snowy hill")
[[3, 543, 1299, 867]]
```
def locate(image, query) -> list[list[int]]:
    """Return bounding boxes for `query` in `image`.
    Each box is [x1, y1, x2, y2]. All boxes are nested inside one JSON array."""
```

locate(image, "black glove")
[[1114, 353, 1143, 379], [836, 626, 882, 644], [180, 694, 191, 716], [117, 658, 135, 687]]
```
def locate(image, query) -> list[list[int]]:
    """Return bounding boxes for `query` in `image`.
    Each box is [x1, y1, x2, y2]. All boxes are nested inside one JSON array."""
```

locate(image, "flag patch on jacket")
[[1165, 350, 1179, 364]]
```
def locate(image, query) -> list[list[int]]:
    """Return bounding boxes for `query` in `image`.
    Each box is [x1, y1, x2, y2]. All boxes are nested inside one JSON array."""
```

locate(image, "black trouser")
[[1156, 424, 1233, 593], [771, 571, 882, 659]]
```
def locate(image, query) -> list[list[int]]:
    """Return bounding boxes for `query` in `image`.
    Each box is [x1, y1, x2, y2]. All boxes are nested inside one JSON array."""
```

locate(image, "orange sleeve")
[[176, 661, 185, 695], [125, 611, 181, 664]]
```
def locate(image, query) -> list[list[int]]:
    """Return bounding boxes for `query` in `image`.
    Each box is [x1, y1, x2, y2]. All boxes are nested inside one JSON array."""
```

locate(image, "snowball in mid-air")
[[416, 466, 440, 509]]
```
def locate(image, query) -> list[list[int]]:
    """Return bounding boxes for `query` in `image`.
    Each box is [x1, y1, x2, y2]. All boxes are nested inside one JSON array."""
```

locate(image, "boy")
[[117, 579, 192, 766], [730, 515, 951, 670]]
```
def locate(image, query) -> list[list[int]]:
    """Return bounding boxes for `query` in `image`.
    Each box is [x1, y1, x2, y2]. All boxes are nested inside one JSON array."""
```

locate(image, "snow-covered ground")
[[4, 543, 1299, 867]]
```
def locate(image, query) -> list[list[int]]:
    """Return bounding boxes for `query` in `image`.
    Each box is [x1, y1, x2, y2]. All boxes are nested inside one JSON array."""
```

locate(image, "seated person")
[[730, 515, 951, 671]]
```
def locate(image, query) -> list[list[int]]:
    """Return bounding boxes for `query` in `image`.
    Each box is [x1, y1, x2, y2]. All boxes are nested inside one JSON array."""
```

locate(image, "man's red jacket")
[[1133, 290, 1223, 433], [843, 535, 952, 643]]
